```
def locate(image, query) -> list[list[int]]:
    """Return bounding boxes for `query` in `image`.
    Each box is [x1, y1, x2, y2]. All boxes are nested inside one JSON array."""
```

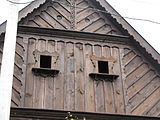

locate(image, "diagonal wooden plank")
[[46, 7, 69, 29], [33, 15, 53, 28], [27, 20, 40, 27], [126, 63, 150, 87], [81, 18, 106, 32], [127, 70, 156, 98], [129, 77, 160, 112], [124, 56, 143, 76], [123, 50, 136, 65], [131, 87, 160, 115], [144, 99, 160, 116], [76, 12, 100, 31]]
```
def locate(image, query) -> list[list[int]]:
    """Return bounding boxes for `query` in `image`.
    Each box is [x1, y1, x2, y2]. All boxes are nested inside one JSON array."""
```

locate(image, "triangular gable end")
[[19, 0, 124, 36]]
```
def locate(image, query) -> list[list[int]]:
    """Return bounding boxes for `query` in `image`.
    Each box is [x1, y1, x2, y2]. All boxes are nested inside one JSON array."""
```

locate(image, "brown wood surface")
[[7, 0, 160, 116]]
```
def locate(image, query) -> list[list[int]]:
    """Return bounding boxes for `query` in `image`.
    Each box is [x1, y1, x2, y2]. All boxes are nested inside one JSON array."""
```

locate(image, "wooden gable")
[[0, 0, 159, 118], [20, 0, 123, 35]]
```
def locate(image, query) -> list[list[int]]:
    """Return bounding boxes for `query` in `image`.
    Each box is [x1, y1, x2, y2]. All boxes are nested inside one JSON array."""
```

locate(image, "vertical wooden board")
[[75, 43, 85, 111], [93, 45, 105, 112], [20, 36, 29, 107], [64, 42, 75, 110], [33, 40, 46, 108], [84, 44, 95, 112], [54, 41, 65, 110], [112, 47, 125, 113], [24, 38, 36, 107], [43, 40, 55, 109], [103, 46, 115, 113]]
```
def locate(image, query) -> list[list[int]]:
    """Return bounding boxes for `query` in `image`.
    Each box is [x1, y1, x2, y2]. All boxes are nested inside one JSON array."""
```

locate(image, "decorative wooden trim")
[[89, 73, 119, 82], [32, 67, 59, 77]]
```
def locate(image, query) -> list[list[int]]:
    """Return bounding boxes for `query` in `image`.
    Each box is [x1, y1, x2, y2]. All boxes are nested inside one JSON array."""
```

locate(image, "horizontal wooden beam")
[[11, 107, 160, 120], [17, 25, 130, 45]]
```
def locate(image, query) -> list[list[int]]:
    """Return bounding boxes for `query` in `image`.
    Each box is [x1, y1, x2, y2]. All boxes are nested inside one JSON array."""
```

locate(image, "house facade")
[[0, 0, 160, 119]]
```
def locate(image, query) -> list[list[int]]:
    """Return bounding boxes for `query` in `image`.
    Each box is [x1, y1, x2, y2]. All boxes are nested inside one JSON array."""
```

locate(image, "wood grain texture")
[[8, 35, 159, 117], [123, 48, 160, 116], [22, 0, 122, 35]]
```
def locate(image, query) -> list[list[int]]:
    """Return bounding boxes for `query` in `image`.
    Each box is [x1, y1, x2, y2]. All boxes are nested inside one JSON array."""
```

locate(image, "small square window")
[[98, 61, 109, 73], [40, 55, 52, 68]]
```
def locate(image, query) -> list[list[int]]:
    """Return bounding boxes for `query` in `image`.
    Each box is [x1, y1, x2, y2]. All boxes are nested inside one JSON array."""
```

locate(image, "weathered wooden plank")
[[123, 50, 136, 65], [103, 46, 115, 113], [11, 100, 18, 107], [76, 1, 91, 15], [131, 86, 160, 115], [52, 2, 71, 20], [93, 45, 105, 113], [126, 63, 150, 87], [13, 64, 22, 81], [84, 44, 95, 112], [33, 39, 46, 108], [13, 76, 22, 94], [81, 18, 106, 32], [33, 15, 53, 28], [24, 38, 36, 107], [144, 99, 160, 116], [127, 70, 156, 98], [45, 6, 68, 29], [39, 11, 55, 28], [64, 42, 75, 110], [54, 41, 65, 110], [12, 88, 21, 107], [76, 13, 100, 31], [27, 20, 40, 27], [43, 40, 55, 109], [112, 47, 125, 114], [75, 43, 85, 111], [129, 77, 160, 112], [125, 56, 143, 75], [14, 53, 24, 67], [16, 42, 24, 57], [94, 24, 112, 34], [20, 36, 28, 107], [76, 8, 95, 23]]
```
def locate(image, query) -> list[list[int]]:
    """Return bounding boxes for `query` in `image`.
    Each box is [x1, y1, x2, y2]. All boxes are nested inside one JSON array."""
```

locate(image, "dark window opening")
[[40, 55, 52, 68], [98, 61, 109, 73]]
